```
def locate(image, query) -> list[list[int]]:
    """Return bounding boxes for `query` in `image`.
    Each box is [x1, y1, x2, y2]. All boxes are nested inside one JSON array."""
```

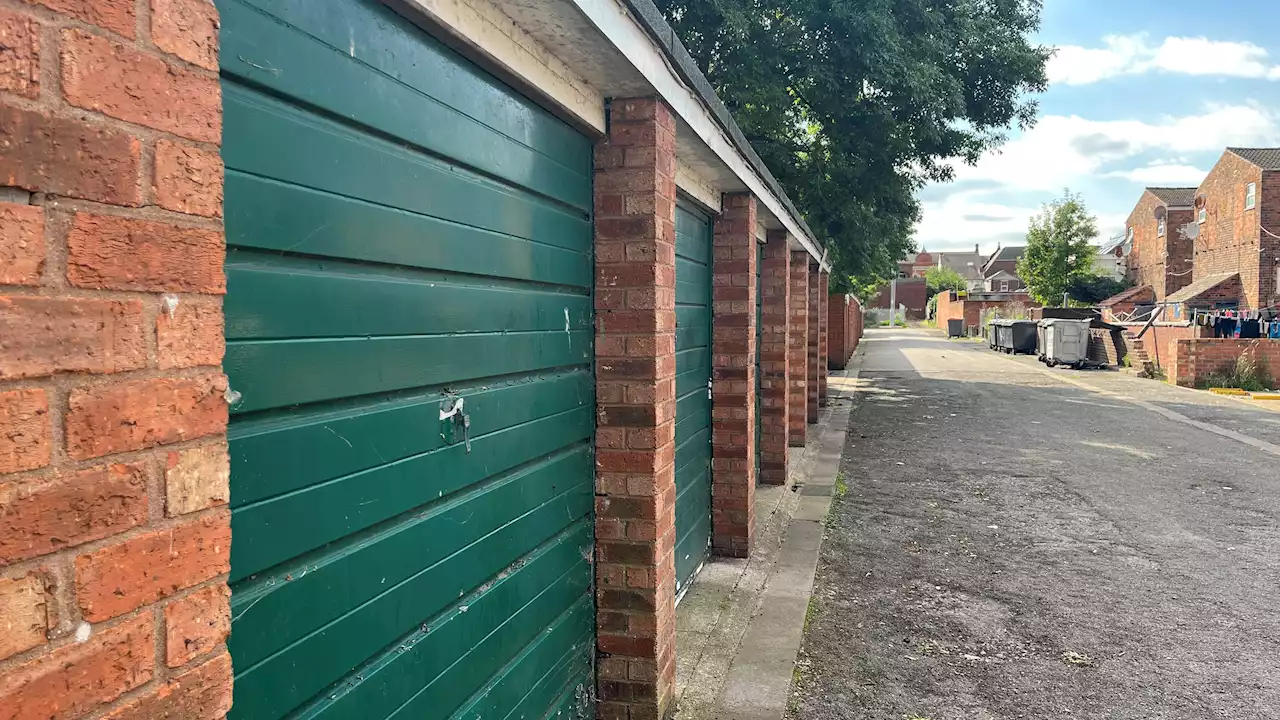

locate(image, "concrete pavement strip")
[[672, 349, 864, 720]]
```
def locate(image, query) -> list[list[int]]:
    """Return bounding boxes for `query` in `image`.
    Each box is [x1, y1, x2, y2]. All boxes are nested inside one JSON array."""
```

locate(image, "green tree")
[[654, 0, 1050, 288], [1066, 274, 1131, 305], [1017, 192, 1100, 305], [924, 266, 967, 298]]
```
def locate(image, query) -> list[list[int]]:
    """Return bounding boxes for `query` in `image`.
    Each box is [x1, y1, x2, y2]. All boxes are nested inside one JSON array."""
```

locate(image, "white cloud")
[[1104, 163, 1208, 185], [916, 104, 1280, 251], [950, 104, 1279, 192], [1049, 35, 1280, 86]]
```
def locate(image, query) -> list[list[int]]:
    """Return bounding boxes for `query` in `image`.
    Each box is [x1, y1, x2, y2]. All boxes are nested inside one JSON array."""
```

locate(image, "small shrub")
[[1202, 353, 1272, 392]]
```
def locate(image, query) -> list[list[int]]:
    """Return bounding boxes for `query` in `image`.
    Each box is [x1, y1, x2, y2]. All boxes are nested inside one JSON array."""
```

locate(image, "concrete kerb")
[[672, 348, 864, 720]]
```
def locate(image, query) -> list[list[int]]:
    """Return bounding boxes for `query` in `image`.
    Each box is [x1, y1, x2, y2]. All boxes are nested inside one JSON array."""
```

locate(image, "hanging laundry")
[[1240, 319, 1262, 339]]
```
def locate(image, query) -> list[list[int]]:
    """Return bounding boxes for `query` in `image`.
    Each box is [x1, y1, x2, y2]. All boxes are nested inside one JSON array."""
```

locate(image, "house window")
[[1000, 280, 1010, 292], [1198, 207, 1207, 224], [1246, 182, 1257, 210], [1157, 218, 1166, 237]]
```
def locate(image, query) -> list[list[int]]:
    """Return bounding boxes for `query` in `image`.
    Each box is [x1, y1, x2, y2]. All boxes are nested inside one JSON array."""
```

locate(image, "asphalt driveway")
[[790, 328, 1280, 720]]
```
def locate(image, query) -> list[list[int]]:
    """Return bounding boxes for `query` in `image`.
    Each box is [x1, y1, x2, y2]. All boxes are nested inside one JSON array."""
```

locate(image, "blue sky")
[[916, 0, 1280, 255]]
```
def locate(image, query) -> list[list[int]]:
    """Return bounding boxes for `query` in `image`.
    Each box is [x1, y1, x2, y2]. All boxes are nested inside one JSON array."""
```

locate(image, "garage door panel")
[[228, 449, 592, 670], [231, 0, 591, 175], [223, 86, 590, 253], [225, 256, 593, 339], [675, 307, 711, 359], [675, 256, 710, 306], [224, 175, 592, 287], [673, 460, 711, 591], [497, 626, 594, 720], [675, 347, 711, 401], [674, 392, 709, 443], [380, 573, 591, 720], [224, 329, 591, 414], [229, 370, 593, 508], [448, 600, 594, 720], [220, 0, 590, 211], [221, 0, 594, 714], [236, 520, 593, 720], [294, 523, 594, 720], [231, 407, 592, 580], [672, 202, 712, 596]]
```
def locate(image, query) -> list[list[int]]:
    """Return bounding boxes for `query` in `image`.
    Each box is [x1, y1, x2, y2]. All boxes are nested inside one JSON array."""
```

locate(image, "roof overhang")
[[397, 0, 828, 270]]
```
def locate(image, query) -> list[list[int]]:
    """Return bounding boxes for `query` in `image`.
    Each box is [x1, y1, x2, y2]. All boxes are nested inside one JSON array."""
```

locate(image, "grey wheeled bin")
[[1038, 318, 1091, 368]]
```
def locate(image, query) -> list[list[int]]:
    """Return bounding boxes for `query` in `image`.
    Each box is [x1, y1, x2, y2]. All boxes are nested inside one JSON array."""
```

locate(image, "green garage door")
[[218, 1, 595, 718], [674, 202, 713, 596]]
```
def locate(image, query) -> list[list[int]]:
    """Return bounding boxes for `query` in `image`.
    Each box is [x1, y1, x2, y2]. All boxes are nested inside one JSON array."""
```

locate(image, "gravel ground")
[[790, 328, 1280, 720]]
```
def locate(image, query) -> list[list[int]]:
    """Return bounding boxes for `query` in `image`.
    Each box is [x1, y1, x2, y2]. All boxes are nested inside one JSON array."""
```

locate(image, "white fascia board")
[[397, 0, 606, 134], [675, 158, 722, 214], [568, 0, 828, 270]]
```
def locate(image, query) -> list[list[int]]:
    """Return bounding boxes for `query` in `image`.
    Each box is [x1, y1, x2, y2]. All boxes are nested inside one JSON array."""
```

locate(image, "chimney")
[[974, 244, 979, 254]]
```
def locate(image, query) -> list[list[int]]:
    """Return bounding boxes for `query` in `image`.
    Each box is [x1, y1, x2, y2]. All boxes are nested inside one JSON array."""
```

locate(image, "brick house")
[[1189, 148, 1280, 311], [981, 245, 1027, 292], [0, 1, 834, 719], [868, 277, 929, 319], [1123, 187, 1196, 301]]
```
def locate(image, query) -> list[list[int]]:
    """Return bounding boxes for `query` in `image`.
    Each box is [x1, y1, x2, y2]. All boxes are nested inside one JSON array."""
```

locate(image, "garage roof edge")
[[614, 0, 828, 271]]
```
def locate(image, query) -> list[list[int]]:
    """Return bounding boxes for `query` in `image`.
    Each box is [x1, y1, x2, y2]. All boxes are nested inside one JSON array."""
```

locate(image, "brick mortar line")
[[0, 566, 228, 676]]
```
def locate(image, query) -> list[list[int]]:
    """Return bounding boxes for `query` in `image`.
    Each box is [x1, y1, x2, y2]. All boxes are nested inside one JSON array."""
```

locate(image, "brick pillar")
[[806, 263, 820, 423], [818, 270, 829, 406], [0, 4, 231, 719], [788, 251, 810, 445], [829, 293, 848, 370], [758, 232, 791, 485], [710, 193, 757, 557], [593, 97, 678, 720]]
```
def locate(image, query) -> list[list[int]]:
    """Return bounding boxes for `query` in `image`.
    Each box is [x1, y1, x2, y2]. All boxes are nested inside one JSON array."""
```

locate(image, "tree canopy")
[[924, 266, 967, 298], [1016, 192, 1100, 305], [653, 0, 1050, 290], [1067, 274, 1131, 305]]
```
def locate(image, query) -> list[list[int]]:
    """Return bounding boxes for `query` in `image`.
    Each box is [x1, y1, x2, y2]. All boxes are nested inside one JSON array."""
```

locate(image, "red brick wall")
[[758, 232, 790, 484], [1117, 324, 1208, 378], [788, 251, 808, 446], [0, 1, 231, 717], [593, 97, 679, 719], [710, 193, 756, 558], [1262, 171, 1280, 311], [868, 278, 927, 317], [828, 294, 847, 368], [1125, 191, 1195, 300], [849, 296, 863, 353], [806, 263, 819, 423], [1194, 152, 1264, 309], [1165, 208, 1196, 297], [827, 293, 863, 370], [1089, 328, 1123, 365], [936, 293, 1035, 333], [817, 271, 828, 406], [935, 291, 962, 330], [1174, 339, 1280, 387]]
